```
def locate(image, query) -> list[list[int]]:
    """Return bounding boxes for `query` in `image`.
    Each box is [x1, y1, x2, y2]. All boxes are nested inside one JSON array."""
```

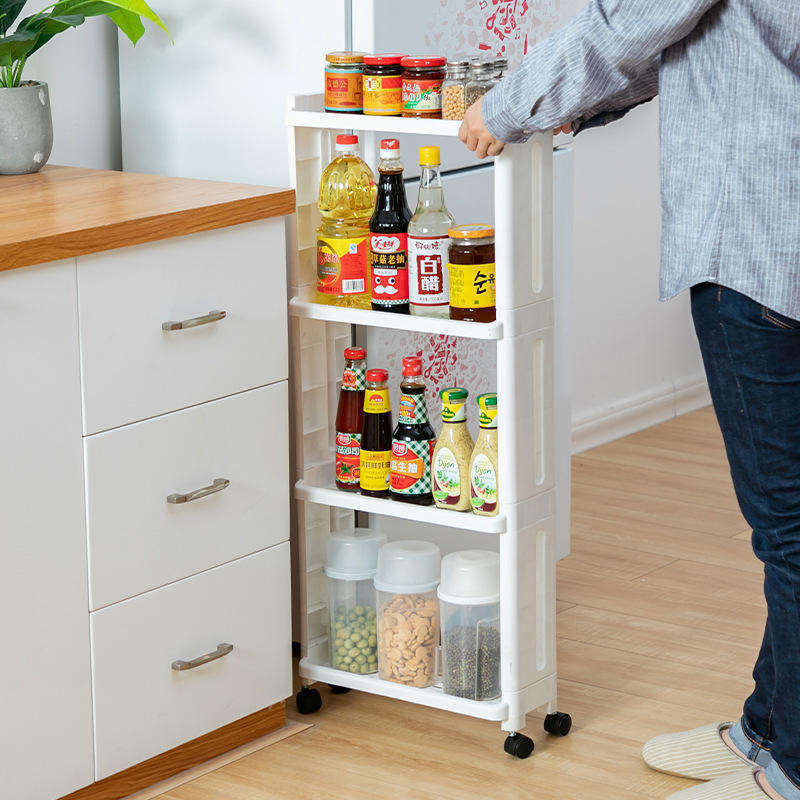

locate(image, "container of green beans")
[[324, 528, 387, 674]]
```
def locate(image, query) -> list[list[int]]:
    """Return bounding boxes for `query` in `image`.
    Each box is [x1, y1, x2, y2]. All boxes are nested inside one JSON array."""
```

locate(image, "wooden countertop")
[[0, 166, 296, 271]]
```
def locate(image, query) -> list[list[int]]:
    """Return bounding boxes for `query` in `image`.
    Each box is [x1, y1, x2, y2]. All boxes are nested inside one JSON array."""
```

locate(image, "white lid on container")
[[324, 527, 387, 581], [374, 540, 441, 594], [437, 550, 500, 605]]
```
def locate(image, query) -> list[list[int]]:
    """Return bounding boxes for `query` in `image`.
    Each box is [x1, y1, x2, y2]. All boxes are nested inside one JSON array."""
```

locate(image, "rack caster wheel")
[[504, 733, 535, 759], [544, 712, 572, 736], [295, 686, 322, 715], [328, 683, 351, 694]]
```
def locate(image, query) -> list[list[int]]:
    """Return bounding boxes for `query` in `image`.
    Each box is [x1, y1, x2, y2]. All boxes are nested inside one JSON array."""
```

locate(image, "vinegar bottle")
[[369, 138, 412, 314], [360, 369, 393, 498], [408, 146, 454, 318], [316, 134, 377, 309], [390, 356, 436, 506], [335, 347, 367, 492]]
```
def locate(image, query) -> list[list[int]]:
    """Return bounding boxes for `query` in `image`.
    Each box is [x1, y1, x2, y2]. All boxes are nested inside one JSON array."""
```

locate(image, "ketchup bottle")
[[360, 369, 393, 498], [369, 138, 412, 314], [390, 356, 436, 506], [335, 347, 367, 492]]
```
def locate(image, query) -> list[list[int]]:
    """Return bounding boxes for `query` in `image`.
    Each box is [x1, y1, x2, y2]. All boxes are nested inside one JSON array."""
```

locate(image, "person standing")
[[458, 3, 800, 799]]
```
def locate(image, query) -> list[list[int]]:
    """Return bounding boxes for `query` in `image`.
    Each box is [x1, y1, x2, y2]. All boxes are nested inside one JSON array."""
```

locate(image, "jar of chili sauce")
[[447, 225, 496, 323], [363, 54, 406, 116], [401, 56, 446, 118], [325, 51, 366, 113]]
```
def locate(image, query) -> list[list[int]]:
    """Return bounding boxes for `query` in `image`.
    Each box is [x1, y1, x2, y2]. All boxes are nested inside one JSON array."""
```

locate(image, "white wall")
[[17, 8, 121, 169], [568, 98, 709, 452]]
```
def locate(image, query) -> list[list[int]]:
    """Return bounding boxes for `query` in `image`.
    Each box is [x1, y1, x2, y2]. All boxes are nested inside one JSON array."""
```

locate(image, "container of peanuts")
[[442, 58, 469, 120], [374, 540, 441, 687]]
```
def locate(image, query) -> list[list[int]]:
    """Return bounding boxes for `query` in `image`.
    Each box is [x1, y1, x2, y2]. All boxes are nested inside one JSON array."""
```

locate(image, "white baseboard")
[[571, 374, 711, 454]]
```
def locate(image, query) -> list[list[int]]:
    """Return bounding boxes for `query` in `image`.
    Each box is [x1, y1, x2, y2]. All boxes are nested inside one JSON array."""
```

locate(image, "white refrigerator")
[[118, 0, 576, 613]]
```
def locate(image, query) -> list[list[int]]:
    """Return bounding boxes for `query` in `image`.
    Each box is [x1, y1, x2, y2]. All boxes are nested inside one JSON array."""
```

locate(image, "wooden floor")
[[156, 407, 764, 800]]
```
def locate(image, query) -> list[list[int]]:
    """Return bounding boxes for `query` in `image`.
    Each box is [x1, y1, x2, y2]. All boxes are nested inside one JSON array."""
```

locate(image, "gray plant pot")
[[0, 81, 53, 175]]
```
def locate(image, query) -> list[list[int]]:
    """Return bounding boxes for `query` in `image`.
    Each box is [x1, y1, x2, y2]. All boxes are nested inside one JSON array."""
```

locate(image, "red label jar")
[[363, 53, 406, 116], [401, 56, 446, 118]]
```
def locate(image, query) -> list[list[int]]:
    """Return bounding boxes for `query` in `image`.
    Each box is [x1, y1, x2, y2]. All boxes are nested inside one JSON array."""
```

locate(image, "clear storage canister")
[[374, 540, 441, 687], [325, 528, 387, 674], [438, 550, 501, 700], [465, 59, 498, 107], [442, 58, 469, 120]]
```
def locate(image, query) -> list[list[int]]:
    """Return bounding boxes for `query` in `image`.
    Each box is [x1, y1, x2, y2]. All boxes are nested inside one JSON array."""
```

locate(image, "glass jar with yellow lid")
[[447, 224, 496, 322], [325, 51, 366, 113]]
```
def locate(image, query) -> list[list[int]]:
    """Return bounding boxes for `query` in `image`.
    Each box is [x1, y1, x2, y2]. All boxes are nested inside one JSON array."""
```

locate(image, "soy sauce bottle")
[[360, 369, 393, 498], [369, 139, 412, 314], [390, 356, 436, 505]]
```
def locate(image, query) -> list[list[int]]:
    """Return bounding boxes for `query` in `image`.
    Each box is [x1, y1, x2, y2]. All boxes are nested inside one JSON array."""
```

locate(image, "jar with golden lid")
[[447, 224, 496, 322], [325, 51, 366, 113]]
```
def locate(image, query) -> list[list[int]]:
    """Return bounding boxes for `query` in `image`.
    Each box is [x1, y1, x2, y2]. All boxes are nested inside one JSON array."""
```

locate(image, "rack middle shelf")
[[295, 478, 507, 534], [289, 296, 504, 340]]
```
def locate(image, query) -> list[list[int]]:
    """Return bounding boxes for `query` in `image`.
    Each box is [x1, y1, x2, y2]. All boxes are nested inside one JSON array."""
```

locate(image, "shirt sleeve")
[[482, 0, 721, 142]]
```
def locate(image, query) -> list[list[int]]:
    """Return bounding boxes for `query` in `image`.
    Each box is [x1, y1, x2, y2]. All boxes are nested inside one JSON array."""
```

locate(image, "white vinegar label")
[[408, 235, 449, 308]]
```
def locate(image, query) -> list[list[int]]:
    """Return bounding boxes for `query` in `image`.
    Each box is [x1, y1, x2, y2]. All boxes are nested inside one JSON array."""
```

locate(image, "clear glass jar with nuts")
[[442, 58, 469, 121]]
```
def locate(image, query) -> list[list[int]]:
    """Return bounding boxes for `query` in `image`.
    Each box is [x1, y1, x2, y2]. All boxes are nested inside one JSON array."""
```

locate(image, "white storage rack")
[[286, 92, 570, 756]]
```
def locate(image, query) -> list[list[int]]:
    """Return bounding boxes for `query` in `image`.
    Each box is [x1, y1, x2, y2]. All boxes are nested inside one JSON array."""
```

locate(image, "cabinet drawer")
[[77, 220, 288, 434], [86, 383, 289, 609], [91, 544, 291, 779]]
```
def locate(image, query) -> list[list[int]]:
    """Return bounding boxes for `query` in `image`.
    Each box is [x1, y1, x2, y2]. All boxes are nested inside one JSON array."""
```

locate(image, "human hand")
[[553, 122, 573, 135], [458, 97, 505, 159]]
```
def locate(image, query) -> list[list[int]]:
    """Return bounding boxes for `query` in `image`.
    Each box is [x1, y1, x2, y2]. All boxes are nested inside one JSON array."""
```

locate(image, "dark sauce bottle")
[[390, 356, 436, 505], [360, 369, 393, 498], [369, 138, 412, 314]]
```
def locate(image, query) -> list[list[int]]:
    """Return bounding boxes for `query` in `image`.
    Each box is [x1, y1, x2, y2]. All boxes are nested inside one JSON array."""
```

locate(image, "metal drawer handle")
[[171, 643, 233, 671], [167, 477, 230, 505], [162, 309, 226, 331]]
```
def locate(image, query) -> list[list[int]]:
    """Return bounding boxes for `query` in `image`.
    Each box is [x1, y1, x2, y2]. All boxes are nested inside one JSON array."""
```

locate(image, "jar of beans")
[[442, 58, 469, 120], [401, 56, 446, 118], [465, 59, 498, 107]]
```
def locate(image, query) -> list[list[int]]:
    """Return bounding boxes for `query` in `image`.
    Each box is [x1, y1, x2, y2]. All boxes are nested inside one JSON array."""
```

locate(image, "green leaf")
[[15, 12, 88, 57], [54, 0, 168, 37], [0, 29, 37, 66], [108, 8, 144, 43], [0, 1, 27, 35]]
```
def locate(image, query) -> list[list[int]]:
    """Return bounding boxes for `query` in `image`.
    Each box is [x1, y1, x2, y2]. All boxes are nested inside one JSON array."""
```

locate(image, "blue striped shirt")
[[483, 0, 800, 319]]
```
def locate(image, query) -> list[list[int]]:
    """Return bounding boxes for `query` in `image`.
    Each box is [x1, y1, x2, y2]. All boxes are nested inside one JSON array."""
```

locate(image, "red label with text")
[[335, 432, 361, 486]]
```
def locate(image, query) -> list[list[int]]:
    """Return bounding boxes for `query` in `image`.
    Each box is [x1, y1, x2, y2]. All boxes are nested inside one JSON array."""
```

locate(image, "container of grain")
[[374, 540, 441, 687], [442, 58, 469, 120], [325, 528, 387, 674], [438, 550, 501, 700]]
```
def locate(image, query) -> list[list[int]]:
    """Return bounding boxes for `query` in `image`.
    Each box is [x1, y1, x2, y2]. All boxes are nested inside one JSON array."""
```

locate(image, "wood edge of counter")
[[0, 190, 296, 272], [58, 702, 285, 800]]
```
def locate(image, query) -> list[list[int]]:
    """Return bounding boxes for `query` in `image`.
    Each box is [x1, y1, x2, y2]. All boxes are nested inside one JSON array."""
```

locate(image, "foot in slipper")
[[643, 722, 770, 781], [667, 767, 789, 800]]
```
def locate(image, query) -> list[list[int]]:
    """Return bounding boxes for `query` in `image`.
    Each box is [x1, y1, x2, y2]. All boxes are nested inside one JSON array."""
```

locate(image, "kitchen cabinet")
[[0, 166, 295, 800]]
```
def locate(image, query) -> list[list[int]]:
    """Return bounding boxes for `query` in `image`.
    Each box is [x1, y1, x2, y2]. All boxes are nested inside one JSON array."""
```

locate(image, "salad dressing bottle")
[[432, 388, 474, 511], [469, 393, 499, 516]]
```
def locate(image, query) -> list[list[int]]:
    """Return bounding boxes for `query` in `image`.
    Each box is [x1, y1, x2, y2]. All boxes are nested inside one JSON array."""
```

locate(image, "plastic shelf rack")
[[286, 92, 571, 757]]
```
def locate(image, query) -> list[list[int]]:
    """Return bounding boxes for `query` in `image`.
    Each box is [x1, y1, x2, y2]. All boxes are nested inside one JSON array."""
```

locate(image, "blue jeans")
[[692, 283, 800, 799]]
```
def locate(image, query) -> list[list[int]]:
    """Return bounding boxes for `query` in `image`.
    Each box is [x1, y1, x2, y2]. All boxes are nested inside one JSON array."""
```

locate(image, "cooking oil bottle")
[[316, 134, 377, 308]]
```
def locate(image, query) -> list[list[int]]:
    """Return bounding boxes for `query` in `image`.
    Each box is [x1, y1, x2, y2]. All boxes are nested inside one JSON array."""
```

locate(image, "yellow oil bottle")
[[316, 134, 377, 309]]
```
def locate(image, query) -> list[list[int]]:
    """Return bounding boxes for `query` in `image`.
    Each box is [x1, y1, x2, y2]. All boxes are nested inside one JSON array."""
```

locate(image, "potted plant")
[[0, 0, 168, 175]]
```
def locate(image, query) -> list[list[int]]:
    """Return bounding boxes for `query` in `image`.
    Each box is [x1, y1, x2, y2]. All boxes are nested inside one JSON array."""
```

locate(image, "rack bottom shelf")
[[299, 657, 509, 721]]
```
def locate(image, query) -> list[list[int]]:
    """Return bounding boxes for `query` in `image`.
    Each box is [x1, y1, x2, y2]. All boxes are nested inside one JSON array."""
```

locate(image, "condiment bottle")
[[335, 347, 367, 492], [363, 53, 406, 116], [401, 56, 446, 118], [469, 393, 499, 516], [390, 357, 436, 506], [432, 388, 474, 511], [369, 139, 412, 314], [447, 224, 496, 322], [408, 146, 454, 318], [324, 51, 366, 113], [360, 369, 392, 498], [316, 134, 376, 310]]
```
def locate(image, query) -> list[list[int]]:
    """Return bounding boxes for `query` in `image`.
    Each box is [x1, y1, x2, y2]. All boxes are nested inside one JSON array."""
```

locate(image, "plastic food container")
[[374, 540, 441, 687], [325, 527, 387, 674], [438, 550, 501, 700]]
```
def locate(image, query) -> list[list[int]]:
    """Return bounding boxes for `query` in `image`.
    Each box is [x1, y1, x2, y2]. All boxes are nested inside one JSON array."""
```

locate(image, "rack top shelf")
[[287, 95, 463, 137]]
